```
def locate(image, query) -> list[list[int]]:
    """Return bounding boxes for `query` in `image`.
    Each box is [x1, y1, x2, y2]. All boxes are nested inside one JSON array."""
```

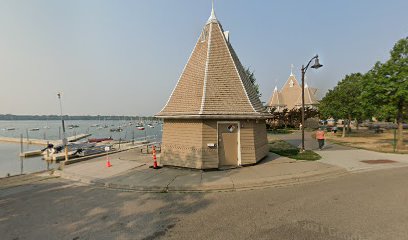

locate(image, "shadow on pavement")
[[0, 178, 212, 240]]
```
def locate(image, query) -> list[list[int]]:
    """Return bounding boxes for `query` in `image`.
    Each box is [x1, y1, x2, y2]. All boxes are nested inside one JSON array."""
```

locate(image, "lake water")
[[0, 120, 162, 177]]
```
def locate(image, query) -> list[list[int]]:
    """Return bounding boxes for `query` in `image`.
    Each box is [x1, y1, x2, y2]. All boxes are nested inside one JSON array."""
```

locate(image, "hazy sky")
[[1, 0, 407, 116]]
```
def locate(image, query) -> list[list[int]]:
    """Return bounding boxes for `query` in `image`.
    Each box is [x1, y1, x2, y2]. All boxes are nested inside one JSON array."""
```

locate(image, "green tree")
[[244, 67, 261, 98], [362, 37, 408, 149], [319, 73, 365, 137]]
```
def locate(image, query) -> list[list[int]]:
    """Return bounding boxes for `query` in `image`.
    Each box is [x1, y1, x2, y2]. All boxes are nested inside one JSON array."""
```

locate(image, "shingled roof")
[[267, 71, 320, 110], [156, 7, 267, 119], [295, 84, 319, 107], [267, 86, 285, 107]]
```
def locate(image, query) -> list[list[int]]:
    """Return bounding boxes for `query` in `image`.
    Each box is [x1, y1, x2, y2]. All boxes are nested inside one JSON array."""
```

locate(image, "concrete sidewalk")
[[54, 148, 346, 192], [54, 132, 408, 192], [278, 130, 408, 172]]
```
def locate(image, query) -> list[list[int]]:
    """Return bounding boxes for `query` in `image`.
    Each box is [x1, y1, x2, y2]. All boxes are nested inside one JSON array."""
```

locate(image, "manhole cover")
[[360, 160, 397, 164]]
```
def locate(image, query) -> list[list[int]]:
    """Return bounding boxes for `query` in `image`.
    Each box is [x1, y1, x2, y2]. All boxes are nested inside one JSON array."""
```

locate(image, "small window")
[[227, 125, 235, 132], [200, 28, 207, 42]]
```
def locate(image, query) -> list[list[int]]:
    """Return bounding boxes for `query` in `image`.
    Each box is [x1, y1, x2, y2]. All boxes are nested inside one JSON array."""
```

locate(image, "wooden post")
[[20, 156, 23, 175], [26, 129, 29, 141], [46, 141, 50, 170], [20, 134, 24, 175], [20, 134, 23, 154]]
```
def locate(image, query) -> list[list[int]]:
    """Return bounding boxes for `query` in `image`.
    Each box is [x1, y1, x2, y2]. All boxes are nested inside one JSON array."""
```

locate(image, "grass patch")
[[269, 140, 321, 161], [324, 129, 408, 154]]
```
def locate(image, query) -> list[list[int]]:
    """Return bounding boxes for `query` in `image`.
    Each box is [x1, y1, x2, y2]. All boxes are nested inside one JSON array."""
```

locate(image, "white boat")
[[43, 118, 50, 129], [30, 128, 40, 131]]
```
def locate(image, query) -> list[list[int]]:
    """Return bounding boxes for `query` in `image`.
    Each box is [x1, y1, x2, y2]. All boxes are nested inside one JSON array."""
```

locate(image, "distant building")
[[156, 6, 269, 169], [267, 69, 319, 112]]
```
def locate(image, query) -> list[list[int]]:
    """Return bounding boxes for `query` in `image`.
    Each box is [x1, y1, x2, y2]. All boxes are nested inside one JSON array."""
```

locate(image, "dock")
[[19, 150, 43, 158], [0, 134, 92, 146]]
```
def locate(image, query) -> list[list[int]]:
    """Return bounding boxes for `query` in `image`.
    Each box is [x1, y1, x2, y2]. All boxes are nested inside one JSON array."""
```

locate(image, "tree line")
[[319, 37, 407, 149]]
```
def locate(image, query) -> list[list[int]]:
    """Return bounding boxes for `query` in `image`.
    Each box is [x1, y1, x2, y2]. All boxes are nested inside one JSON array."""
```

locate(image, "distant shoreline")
[[0, 115, 157, 121]]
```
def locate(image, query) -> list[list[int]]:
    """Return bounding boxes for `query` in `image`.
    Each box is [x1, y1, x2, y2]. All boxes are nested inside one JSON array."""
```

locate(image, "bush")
[[305, 117, 320, 129], [267, 129, 292, 134]]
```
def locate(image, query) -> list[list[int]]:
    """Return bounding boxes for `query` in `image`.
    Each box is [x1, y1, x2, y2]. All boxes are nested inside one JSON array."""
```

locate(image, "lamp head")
[[311, 56, 323, 69]]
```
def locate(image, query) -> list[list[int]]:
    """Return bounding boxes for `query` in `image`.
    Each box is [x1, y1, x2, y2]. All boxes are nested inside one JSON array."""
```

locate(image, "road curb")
[[55, 167, 348, 193]]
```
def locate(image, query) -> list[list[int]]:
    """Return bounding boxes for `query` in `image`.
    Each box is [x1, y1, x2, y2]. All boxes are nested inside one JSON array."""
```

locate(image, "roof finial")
[[290, 64, 294, 76], [305, 75, 309, 88], [207, 0, 218, 24]]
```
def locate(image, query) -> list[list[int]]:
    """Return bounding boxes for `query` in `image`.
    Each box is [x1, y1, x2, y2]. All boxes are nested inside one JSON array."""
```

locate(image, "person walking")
[[332, 125, 338, 134], [316, 127, 325, 150]]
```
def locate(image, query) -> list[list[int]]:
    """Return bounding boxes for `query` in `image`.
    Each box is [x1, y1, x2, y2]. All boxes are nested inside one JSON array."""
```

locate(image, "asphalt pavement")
[[1, 165, 408, 239]]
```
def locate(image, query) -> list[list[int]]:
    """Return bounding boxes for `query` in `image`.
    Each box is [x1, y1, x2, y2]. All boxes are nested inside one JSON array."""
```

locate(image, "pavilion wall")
[[160, 119, 269, 169], [160, 119, 205, 169]]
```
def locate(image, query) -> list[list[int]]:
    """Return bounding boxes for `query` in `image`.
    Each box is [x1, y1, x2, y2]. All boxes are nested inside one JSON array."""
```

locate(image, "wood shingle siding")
[[160, 25, 210, 115], [160, 119, 268, 169], [157, 11, 268, 118], [161, 120, 205, 169], [157, 9, 269, 169]]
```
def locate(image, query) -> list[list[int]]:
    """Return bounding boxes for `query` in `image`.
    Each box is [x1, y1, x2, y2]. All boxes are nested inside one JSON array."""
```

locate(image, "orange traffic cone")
[[106, 155, 112, 167], [106, 159, 112, 167], [153, 154, 158, 168], [151, 145, 160, 169]]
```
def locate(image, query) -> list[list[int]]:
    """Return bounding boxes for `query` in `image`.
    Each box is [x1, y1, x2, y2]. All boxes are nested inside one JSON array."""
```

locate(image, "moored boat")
[[110, 127, 123, 132], [88, 137, 113, 143]]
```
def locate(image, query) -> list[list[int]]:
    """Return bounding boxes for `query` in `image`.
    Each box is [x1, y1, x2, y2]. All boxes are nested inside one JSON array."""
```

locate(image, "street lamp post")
[[301, 55, 323, 152]]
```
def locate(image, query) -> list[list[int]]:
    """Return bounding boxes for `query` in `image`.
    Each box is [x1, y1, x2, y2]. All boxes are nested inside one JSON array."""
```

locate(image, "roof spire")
[[207, 0, 218, 24], [290, 64, 294, 76], [305, 75, 309, 88]]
